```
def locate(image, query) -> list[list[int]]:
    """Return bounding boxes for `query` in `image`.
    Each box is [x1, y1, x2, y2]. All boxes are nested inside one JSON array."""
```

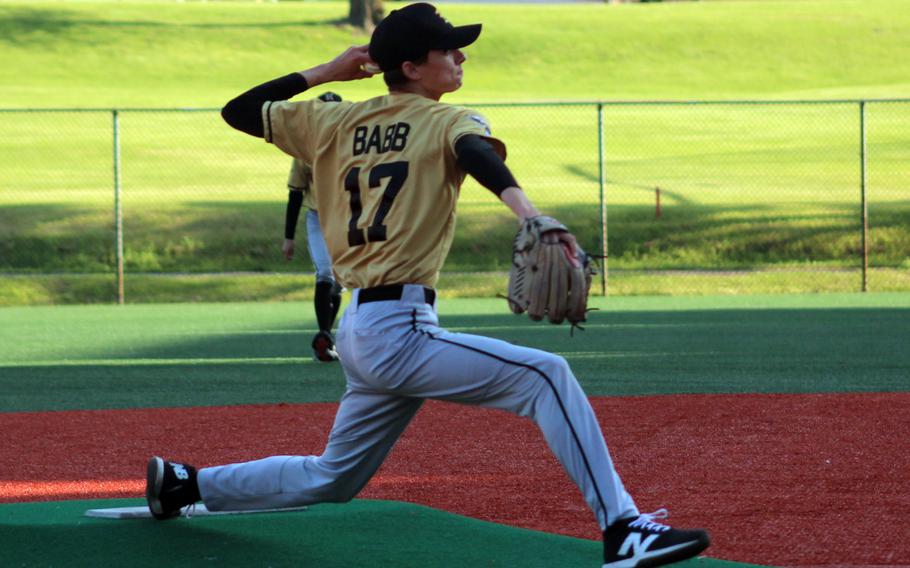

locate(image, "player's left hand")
[[541, 229, 581, 268], [506, 216, 594, 326], [282, 238, 295, 261]]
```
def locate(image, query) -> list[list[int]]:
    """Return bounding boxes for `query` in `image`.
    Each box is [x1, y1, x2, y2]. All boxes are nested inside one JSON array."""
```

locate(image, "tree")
[[349, 0, 384, 31]]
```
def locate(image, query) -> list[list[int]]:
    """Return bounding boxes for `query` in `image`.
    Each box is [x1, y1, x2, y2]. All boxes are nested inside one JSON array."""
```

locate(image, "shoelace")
[[628, 508, 671, 532], [182, 503, 197, 519]]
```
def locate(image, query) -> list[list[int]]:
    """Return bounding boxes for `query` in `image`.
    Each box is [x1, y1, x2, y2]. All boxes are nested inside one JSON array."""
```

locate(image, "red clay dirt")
[[3, 393, 909, 567]]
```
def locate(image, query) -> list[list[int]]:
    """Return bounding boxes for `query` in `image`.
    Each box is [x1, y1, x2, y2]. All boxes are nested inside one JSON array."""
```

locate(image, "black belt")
[[358, 284, 436, 306]]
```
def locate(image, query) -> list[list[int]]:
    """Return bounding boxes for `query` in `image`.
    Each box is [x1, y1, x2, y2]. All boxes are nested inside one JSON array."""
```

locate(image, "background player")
[[281, 93, 345, 362], [283, 158, 342, 361], [146, 4, 710, 567]]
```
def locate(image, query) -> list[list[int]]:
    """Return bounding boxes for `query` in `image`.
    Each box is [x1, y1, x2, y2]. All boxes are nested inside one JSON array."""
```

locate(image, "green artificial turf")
[[1, 294, 907, 412], [0, 498, 768, 568]]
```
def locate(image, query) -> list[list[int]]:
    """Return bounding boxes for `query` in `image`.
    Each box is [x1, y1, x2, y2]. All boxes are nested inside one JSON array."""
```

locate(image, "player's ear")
[[401, 61, 421, 81]]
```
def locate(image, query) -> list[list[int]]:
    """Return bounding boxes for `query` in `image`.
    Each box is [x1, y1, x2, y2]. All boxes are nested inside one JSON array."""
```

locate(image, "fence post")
[[859, 101, 868, 292], [597, 102, 608, 296], [113, 109, 125, 304]]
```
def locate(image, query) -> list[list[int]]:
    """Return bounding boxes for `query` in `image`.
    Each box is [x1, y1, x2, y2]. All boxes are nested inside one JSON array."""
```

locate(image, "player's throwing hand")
[[304, 45, 377, 85]]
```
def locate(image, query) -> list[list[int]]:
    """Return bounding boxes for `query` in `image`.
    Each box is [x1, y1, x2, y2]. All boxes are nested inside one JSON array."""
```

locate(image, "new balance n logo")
[[172, 463, 189, 480], [618, 533, 659, 557]]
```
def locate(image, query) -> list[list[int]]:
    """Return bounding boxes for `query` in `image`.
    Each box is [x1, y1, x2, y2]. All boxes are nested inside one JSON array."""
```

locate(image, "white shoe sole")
[[145, 456, 165, 517]]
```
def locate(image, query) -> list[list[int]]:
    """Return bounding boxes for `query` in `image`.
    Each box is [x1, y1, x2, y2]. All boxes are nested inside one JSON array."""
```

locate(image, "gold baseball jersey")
[[263, 92, 505, 289], [287, 159, 317, 210]]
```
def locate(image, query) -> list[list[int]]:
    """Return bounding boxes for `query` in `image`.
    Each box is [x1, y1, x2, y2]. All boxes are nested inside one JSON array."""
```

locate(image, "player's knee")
[[534, 353, 581, 393], [537, 352, 572, 378], [302, 481, 353, 504], [323, 480, 359, 503], [315, 469, 365, 504], [330, 489, 358, 504]]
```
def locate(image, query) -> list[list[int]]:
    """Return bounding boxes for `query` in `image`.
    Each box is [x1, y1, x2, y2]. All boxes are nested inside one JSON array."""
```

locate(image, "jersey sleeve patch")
[[468, 114, 492, 136], [448, 109, 506, 159]]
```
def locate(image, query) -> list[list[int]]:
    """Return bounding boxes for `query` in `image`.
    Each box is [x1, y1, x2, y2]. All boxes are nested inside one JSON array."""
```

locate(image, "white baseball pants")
[[198, 284, 638, 528], [304, 209, 334, 284]]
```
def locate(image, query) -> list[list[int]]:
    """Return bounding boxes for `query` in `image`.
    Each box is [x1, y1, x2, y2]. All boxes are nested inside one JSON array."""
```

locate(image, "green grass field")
[[1, 1, 909, 304], [2, 0, 910, 105], [2, 293, 908, 412]]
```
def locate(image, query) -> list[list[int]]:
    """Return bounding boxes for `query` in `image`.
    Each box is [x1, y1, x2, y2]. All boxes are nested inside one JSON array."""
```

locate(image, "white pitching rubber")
[[84, 504, 307, 519]]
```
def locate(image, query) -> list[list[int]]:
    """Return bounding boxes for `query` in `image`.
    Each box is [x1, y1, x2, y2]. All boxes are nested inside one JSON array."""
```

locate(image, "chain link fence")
[[1, 100, 908, 304]]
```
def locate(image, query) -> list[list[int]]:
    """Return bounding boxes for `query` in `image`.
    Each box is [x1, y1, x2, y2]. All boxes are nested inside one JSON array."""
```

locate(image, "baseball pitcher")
[[146, 5, 710, 567]]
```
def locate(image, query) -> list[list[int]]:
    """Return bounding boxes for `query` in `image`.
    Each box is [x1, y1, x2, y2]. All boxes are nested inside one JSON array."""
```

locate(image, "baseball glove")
[[506, 216, 594, 327]]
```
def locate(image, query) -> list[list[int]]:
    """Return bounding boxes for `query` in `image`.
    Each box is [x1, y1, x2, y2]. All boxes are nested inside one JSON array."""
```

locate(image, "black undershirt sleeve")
[[454, 135, 518, 197], [285, 190, 304, 240], [222, 73, 310, 138]]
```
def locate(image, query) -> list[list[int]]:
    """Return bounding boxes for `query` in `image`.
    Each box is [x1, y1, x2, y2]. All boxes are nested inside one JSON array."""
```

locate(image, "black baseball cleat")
[[602, 509, 710, 568], [312, 331, 339, 362], [146, 456, 201, 520]]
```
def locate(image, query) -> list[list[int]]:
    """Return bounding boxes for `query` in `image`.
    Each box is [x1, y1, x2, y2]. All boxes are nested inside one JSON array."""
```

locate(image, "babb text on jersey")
[[353, 123, 411, 156]]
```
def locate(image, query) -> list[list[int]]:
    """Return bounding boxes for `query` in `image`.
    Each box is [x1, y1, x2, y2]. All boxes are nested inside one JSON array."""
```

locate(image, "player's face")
[[414, 48, 466, 100]]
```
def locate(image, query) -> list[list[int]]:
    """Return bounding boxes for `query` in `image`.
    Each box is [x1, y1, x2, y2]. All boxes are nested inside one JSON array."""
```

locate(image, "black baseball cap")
[[369, 3, 482, 72]]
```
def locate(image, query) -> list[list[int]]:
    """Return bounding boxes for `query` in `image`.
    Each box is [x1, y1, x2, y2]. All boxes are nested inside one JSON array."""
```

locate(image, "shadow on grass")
[[0, 7, 77, 45], [3, 199, 908, 272], [0, 359, 347, 413], [564, 163, 694, 205], [0, 203, 116, 272], [0, 6, 349, 46]]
